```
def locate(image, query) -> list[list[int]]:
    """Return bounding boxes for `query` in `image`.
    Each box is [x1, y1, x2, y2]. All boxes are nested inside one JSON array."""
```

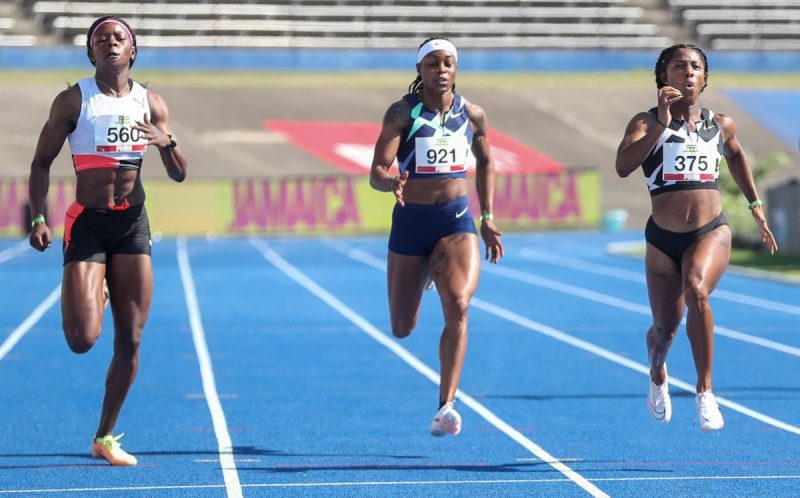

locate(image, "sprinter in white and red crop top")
[[27, 16, 188, 466], [615, 44, 777, 433]]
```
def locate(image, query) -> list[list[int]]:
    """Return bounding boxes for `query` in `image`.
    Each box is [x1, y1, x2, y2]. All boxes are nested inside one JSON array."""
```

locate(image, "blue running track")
[[1, 231, 799, 497]]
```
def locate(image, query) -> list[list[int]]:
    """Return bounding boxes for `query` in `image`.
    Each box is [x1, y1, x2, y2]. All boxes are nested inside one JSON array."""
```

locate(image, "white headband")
[[416, 39, 458, 64]]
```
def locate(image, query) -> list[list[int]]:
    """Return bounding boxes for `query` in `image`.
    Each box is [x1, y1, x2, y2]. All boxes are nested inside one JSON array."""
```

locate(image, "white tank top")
[[68, 77, 150, 173]]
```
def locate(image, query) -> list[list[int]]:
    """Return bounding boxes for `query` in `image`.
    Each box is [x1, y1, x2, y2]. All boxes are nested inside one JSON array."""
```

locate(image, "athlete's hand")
[[752, 208, 778, 255], [480, 220, 503, 264], [392, 171, 409, 207], [29, 222, 52, 252], [657, 86, 683, 126], [135, 113, 172, 149]]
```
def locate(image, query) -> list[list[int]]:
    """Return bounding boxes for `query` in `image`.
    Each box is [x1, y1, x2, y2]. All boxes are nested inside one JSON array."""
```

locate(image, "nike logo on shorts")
[[455, 206, 469, 218]]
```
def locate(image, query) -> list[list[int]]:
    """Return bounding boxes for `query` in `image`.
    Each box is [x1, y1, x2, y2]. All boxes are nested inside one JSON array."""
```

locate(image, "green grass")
[[2, 69, 799, 90], [730, 249, 800, 277]]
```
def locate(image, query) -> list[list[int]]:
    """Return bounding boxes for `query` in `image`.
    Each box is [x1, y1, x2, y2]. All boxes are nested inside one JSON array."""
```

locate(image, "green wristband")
[[31, 215, 45, 227], [748, 199, 764, 210], [480, 213, 494, 221]]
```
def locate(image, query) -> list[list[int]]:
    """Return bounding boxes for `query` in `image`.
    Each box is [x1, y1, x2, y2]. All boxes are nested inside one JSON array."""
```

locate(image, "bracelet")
[[480, 213, 494, 221], [656, 118, 668, 128], [748, 199, 764, 210], [31, 215, 45, 227]]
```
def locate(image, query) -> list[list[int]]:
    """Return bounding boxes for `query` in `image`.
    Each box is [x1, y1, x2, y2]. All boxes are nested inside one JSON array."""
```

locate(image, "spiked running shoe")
[[696, 391, 725, 432], [647, 363, 672, 423], [430, 401, 462, 437], [92, 433, 138, 466]]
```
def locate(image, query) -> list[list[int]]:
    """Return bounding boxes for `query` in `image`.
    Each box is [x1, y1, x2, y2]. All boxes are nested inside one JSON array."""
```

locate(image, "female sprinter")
[[370, 37, 504, 437], [28, 16, 188, 464], [615, 44, 776, 432]]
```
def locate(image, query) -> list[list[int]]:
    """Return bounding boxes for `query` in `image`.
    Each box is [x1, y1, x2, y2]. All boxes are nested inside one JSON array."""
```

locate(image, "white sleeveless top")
[[68, 77, 150, 173]]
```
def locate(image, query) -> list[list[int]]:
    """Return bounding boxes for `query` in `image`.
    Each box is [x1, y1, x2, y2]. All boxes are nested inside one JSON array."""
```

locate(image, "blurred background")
[[0, 0, 798, 260]]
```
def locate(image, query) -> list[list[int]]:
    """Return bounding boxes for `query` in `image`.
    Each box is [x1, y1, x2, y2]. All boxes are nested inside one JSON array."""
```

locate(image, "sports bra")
[[396, 92, 474, 180], [641, 107, 723, 197], [68, 77, 150, 173]]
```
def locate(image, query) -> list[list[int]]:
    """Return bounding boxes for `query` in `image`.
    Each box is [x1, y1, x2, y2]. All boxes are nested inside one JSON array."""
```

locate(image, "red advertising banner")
[[265, 120, 563, 175]]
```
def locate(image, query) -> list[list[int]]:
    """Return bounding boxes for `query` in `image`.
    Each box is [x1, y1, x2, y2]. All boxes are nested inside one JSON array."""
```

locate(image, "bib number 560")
[[106, 126, 141, 143]]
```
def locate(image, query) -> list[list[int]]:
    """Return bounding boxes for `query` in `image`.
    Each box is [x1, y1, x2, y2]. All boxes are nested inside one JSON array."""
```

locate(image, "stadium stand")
[[16, 0, 673, 49], [668, 0, 800, 49], [0, 10, 36, 45]]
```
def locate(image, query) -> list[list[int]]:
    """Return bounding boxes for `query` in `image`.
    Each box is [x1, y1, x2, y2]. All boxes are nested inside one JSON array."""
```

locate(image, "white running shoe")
[[429, 401, 462, 437], [696, 391, 725, 432], [647, 363, 672, 423]]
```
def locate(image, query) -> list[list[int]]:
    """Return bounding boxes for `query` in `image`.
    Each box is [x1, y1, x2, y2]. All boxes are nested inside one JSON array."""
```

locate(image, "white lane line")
[[330, 242, 800, 436], [0, 285, 60, 361], [251, 237, 609, 498], [3, 474, 799, 494], [484, 262, 800, 358], [176, 237, 243, 498], [0, 239, 29, 265], [520, 248, 800, 316], [471, 298, 800, 436]]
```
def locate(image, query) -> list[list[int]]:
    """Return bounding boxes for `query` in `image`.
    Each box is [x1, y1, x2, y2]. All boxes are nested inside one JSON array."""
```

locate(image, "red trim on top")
[[416, 164, 466, 173], [96, 145, 147, 152], [73, 154, 119, 172]]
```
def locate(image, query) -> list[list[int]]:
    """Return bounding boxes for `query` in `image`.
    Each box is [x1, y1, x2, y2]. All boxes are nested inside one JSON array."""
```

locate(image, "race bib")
[[662, 141, 718, 182], [415, 136, 468, 174], [94, 114, 147, 153]]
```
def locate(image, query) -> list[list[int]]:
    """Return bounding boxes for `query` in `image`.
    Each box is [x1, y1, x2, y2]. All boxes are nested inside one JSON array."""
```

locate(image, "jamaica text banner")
[[0, 170, 599, 237]]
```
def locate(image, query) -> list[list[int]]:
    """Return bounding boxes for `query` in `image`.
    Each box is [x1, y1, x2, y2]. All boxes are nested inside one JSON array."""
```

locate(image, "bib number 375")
[[663, 142, 717, 181]]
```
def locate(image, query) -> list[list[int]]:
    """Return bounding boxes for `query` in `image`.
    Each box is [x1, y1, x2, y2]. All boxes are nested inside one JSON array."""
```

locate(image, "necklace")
[[95, 78, 131, 98]]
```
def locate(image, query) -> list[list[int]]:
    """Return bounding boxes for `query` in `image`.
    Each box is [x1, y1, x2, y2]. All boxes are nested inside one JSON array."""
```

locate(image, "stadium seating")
[[24, 0, 671, 49], [669, 0, 800, 49], [0, 16, 37, 45]]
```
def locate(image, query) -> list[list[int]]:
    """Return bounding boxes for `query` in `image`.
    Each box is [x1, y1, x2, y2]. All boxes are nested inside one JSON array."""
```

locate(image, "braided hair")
[[86, 16, 137, 68], [654, 44, 708, 91], [408, 36, 456, 94]]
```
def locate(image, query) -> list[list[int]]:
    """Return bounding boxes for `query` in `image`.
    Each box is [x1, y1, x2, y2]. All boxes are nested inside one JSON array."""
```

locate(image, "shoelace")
[[95, 433, 125, 449]]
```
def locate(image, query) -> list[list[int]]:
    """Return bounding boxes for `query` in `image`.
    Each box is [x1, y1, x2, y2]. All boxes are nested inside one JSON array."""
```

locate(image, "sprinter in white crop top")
[[27, 16, 188, 466]]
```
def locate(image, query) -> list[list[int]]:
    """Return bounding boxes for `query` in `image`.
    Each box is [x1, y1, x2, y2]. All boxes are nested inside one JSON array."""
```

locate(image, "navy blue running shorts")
[[388, 196, 477, 256]]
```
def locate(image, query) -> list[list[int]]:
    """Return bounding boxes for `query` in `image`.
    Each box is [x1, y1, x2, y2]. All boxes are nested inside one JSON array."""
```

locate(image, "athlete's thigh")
[[387, 250, 429, 322], [106, 254, 154, 328], [431, 232, 480, 301], [645, 243, 684, 327], [61, 261, 106, 327], [682, 225, 731, 293]]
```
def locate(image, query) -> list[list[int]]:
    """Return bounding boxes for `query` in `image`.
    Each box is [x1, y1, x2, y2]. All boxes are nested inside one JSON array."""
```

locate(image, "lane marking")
[[3, 474, 799, 494], [0, 239, 29, 265], [331, 241, 800, 436], [486, 260, 800, 358], [176, 237, 243, 498], [0, 285, 60, 361], [520, 248, 800, 316], [251, 237, 609, 498]]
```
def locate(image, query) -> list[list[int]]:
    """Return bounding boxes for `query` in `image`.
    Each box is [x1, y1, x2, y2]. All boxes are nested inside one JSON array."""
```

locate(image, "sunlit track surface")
[[1, 232, 798, 497]]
